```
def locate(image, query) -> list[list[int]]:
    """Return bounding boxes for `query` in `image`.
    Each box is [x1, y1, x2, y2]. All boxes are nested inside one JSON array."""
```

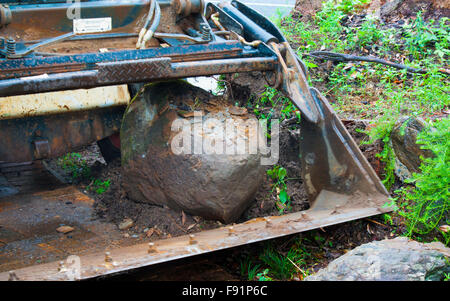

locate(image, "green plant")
[[267, 165, 291, 213], [256, 269, 273, 281], [240, 258, 261, 281], [258, 238, 313, 280], [363, 116, 397, 190], [397, 118, 450, 244], [58, 152, 91, 181], [403, 13, 449, 60], [252, 86, 299, 124], [88, 179, 111, 194]]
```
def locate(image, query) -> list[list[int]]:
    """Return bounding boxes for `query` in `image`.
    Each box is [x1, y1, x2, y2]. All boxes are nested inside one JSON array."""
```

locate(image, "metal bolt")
[[228, 226, 235, 236], [148, 242, 157, 254], [8, 271, 19, 281], [104, 252, 112, 263], [189, 234, 197, 245], [265, 217, 272, 228], [58, 261, 65, 272]]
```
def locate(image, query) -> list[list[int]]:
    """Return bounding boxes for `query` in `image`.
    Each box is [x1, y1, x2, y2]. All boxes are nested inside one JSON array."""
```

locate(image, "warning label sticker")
[[73, 18, 112, 34]]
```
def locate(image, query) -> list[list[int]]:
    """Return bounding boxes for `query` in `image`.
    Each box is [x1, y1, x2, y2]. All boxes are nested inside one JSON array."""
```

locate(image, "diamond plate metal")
[[97, 58, 172, 84]]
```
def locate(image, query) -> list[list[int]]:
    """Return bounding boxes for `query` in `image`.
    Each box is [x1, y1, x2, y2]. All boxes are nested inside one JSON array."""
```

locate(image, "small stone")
[[118, 218, 134, 230], [228, 106, 248, 116], [56, 226, 74, 234]]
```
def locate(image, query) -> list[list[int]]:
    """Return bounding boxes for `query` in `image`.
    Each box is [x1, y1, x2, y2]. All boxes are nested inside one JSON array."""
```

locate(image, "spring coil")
[[6, 38, 15, 55], [200, 23, 211, 41]]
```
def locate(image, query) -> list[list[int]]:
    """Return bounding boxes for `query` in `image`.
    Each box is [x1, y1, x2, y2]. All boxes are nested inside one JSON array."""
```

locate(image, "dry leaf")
[[439, 225, 449, 233], [181, 211, 187, 225]]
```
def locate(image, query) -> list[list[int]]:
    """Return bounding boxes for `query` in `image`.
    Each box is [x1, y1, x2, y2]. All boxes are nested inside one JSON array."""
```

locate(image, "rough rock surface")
[[305, 237, 450, 281], [293, 0, 324, 20], [380, 0, 449, 21], [121, 81, 266, 223], [391, 116, 433, 176]]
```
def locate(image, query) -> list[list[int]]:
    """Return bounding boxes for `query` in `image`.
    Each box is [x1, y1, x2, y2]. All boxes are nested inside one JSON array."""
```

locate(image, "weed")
[[88, 179, 111, 195], [267, 165, 291, 213], [363, 116, 397, 190], [240, 258, 261, 281], [258, 238, 314, 280], [396, 118, 449, 244], [58, 152, 91, 181], [256, 269, 273, 281]]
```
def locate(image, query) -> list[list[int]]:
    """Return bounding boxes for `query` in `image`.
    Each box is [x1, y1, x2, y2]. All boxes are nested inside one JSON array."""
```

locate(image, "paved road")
[[209, 0, 296, 18]]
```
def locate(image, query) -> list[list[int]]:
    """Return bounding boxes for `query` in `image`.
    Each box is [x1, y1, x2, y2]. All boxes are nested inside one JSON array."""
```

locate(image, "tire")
[[97, 133, 121, 163]]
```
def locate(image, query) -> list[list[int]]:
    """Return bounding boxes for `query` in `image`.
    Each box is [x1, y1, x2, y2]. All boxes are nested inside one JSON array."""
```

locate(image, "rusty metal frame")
[[0, 195, 391, 281]]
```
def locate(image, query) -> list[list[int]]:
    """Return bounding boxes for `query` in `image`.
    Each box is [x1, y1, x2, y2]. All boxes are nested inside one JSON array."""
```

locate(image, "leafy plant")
[[397, 118, 449, 244], [58, 152, 91, 181], [88, 179, 111, 195], [267, 165, 291, 213], [363, 116, 397, 190], [256, 269, 273, 281]]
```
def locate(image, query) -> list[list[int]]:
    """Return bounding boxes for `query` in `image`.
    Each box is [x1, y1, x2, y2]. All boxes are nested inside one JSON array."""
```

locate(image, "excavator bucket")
[[0, 0, 390, 280]]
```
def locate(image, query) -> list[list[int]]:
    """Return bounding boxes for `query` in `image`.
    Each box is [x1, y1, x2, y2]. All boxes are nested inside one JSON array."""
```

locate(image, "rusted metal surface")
[[0, 162, 387, 280], [0, 85, 130, 120], [0, 41, 254, 80], [0, 106, 124, 162], [0, 185, 145, 274], [0, 56, 278, 97], [0, 184, 391, 280], [1, 0, 152, 42]]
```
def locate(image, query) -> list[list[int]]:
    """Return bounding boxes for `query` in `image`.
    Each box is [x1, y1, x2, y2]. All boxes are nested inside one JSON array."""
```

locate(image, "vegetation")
[[275, 0, 449, 245], [239, 0, 450, 280], [396, 118, 449, 244], [266, 165, 290, 213], [58, 152, 111, 195], [58, 152, 91, 181], [88, 179, 111, 195], [240, 237, 316, 281]]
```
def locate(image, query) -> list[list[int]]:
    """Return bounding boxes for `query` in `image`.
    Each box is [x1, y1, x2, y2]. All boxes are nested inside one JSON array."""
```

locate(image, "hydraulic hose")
[[140, 1, 161, 49], [136, 0, 156, 49]]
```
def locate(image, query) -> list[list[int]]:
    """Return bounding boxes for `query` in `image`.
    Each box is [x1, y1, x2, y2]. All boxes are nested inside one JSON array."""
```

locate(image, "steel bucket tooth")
[[299, 88, 389, 210]]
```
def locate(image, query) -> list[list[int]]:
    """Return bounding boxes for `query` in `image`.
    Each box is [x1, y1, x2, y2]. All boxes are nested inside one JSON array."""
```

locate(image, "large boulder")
[[391, 116, 433, 179], [305, 237, 450, 281], [121, 81, 266, 223]]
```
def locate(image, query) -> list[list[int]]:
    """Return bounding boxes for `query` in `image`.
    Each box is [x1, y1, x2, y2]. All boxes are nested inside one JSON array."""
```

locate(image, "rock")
[[380, 0, 450, 21], [391, 116, 433, 176], [118, 218, 134, 230], [305, 237, 450, 281], [380, 0, 404, 17], [293, 0, 324, 20], [121, 81, 266, 223], [56, 226, 74, 234]]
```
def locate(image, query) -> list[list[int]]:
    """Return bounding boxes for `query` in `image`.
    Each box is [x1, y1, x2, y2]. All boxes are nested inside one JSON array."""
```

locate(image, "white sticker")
[[73, 18, 112, 34]]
